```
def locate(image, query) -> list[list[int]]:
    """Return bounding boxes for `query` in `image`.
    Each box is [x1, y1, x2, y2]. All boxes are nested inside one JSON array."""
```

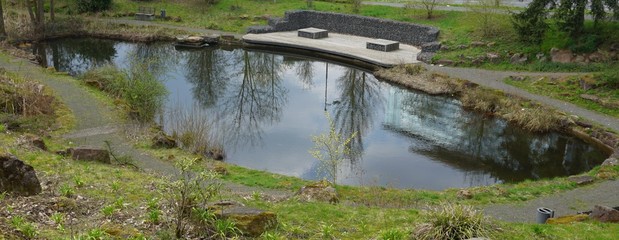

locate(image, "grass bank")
[[505, 68, 619, 118]]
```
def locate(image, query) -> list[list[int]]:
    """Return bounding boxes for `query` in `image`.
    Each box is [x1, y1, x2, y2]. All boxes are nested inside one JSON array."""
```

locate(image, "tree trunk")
[[0, 0, 7, 40], [36, 0, 44, 32], [26, 0, 36, 25], [50, 0, 55, 21]]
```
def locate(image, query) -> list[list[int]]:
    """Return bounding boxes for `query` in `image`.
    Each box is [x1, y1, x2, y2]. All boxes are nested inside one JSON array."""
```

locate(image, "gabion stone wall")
[[247, 10, 440, 47]]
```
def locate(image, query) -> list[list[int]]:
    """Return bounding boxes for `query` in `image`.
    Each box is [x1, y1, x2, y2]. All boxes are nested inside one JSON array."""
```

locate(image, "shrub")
[[467, 0, 513, 38], [511, 1, 548, 44], [380, 228, 407, 240], [351, 0, 362, 13], [309, 112, 357, 185], [596, 67, 619, 89], [414, 203, 495, 240], [568, 34, 601, 53], [159, 157, 221, 238], [0, 71, 55, 117], [80, 64, 167, 123], [166, 104, 223, 158], [123, 68, 167, 122], [76, 0, 113, 13]]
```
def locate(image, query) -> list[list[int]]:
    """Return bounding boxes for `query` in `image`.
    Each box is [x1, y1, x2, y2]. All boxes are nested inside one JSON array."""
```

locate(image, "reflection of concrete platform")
[[243, 31, 420, 67]]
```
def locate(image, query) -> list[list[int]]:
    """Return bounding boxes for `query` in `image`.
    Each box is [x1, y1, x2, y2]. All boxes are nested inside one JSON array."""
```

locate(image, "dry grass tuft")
[[166, 104, 225, 160], [501, 104, 564, 132], [374, 65, 464, 95], [414, 203, 496, 240], [0, 70, 55, 117], [460, 87, 503, 113]]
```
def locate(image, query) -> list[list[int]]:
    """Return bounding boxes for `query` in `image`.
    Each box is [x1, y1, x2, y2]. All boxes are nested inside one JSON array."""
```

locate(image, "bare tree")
[[0, 0, 6, 40], [26, 0, 45, 33], [351, 0, 362, 13], [412, 0, 446, 19], [466, 0, 507, 37], [50, 0, 55, 21]]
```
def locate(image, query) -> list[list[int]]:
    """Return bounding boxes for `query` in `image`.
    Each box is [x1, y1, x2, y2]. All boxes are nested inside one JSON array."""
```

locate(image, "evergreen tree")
[[512, 0, 618, 42]]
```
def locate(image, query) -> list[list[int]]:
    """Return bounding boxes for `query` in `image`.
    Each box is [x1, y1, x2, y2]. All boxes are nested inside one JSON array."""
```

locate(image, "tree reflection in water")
[[391, 88, 605, 184], [34, 38, 117, 75], [209, 50, 288, 149], [33, 38, 608, 189], [184, 49, 231, 108], [332, 69, 383, 163]]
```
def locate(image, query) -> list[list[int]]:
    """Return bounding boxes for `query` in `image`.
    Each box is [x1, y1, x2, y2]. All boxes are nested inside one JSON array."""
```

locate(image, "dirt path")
[[0, 53, 292, 200]]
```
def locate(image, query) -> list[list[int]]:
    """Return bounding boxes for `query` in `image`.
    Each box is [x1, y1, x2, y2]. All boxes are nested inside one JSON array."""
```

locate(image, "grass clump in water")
[[79, 63, 167, 123], [460, 87, 564, 132], [165, 104, 225, 160], [414, 203, 496, 240]]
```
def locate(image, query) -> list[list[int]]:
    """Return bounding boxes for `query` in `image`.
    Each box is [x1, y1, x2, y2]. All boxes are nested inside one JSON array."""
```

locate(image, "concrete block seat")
[[298, 27, 328, 39], [367, 39, 399, 52], [135, 6, 156, 21]]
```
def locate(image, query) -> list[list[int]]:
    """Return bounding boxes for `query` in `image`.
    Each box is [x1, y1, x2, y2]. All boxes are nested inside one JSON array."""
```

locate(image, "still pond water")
[[34, 38, 607, 190]]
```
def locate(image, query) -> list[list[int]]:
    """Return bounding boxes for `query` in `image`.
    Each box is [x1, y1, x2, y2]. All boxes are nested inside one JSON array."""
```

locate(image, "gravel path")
[[484, 179, 619, 222], [0, 53, 292, 200]]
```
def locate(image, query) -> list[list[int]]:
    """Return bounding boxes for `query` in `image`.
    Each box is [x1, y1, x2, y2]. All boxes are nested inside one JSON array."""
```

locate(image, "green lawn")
[[506, 74, 619, 118]]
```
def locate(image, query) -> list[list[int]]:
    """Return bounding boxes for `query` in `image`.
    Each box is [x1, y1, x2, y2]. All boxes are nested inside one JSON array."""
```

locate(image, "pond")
[[33, 38, 608, 190]]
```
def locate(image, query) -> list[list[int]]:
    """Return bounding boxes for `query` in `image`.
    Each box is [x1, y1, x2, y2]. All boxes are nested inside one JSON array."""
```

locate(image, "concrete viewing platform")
[[242, 31, 421, 67]]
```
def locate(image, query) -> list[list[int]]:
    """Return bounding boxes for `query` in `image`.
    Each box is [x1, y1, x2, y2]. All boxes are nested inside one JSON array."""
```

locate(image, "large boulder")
[[296, 180, 338, 203], [510, 53, 528, 64], [567, 175, 595, 185], [589, 205, 619, 223], [486, 52, 501, 63], [457, 189, 473, 199], [0, 154, 42, 196], [209, 201, 277, 237], [435, 59, 454, 66], [152, 131, 177, 149], [550, 48, 574, 63], [16, 134, 47, 151], [601, 157, 618, 167], [588, 52, 606, 62], [70, 147, 110, 164], [470, 41, 486, 47]]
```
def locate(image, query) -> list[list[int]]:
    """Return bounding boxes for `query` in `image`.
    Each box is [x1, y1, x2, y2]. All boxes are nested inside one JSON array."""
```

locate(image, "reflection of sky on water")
[[35, 38, 608, 190]]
